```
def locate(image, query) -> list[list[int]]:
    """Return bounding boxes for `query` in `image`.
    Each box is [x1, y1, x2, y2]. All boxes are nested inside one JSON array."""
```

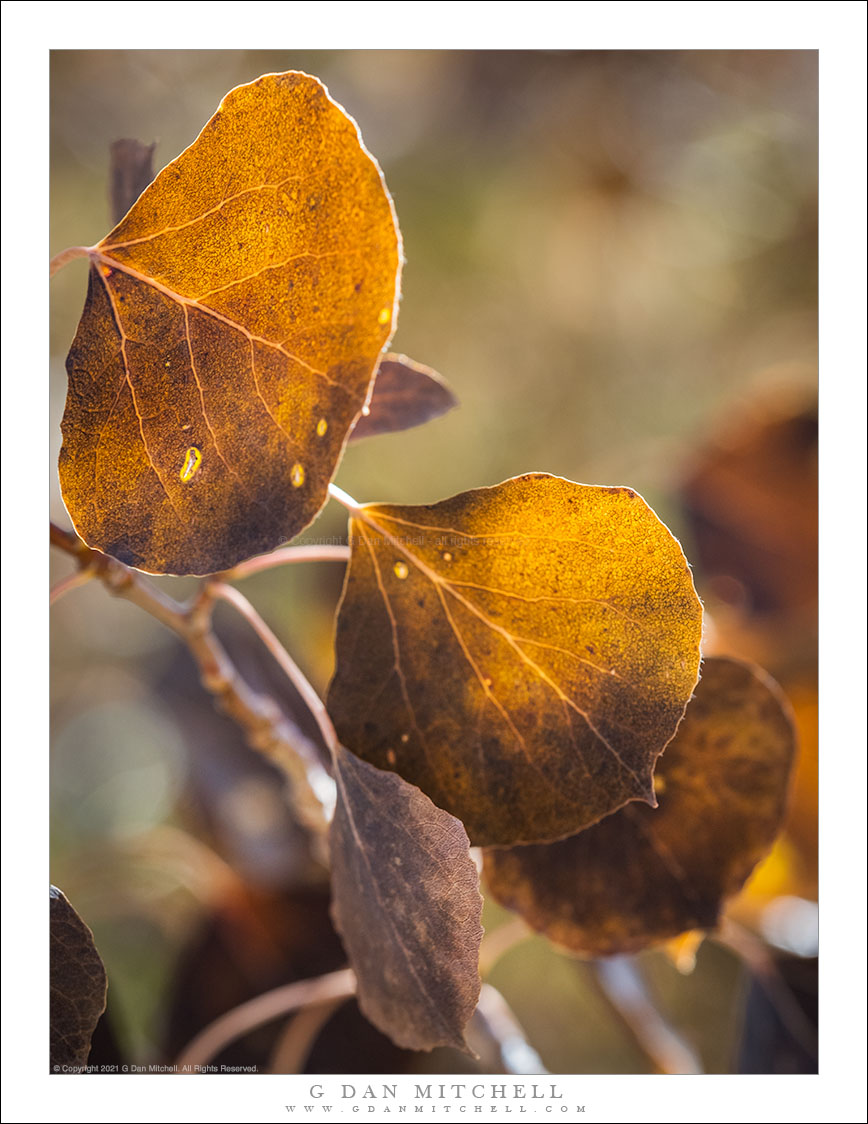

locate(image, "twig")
[[49, 523, 189, 632], [49, 245, 91, 277], [210, 581, 340, 761], [110, 138, 156, 224], [50, 566, 96, 605], [267, 995, 348, 1074], [327, 482, 362, 513], [219, 544, 350, 582], [478, 917, 532, 977], [68, 823, 251, 922], [50, 139, 155, 282], [49, 523, 334, 846], [119, 823, 250, 908], [716, 917, 818, 1059], [175, 969, 356, 1071], [586, 957, 703, 1074], [471, 984, 548, 1075]]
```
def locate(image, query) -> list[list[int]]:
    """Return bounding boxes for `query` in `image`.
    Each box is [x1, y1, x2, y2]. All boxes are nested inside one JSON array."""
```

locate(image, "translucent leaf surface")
[[327, 474, 703, 845], [60, 72, 401, 574]]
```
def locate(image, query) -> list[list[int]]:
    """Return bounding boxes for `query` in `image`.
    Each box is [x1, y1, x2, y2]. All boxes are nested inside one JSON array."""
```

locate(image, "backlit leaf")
[[330, 745, 483, 1051], [483, 657, 796, 956], [50, 886, 108, 1070], [327, 474, 703, 846], [350, 354, 457, 441], [60, 72, 401, 575]]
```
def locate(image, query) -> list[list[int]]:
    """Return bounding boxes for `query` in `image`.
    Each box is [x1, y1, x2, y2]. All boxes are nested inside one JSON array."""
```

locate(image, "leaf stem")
[[210, 581, 340, 763], [585, 957, 703, 1074], [49, 522, 334, 844], [49, 245, 92, 278], [327, 482, 363, 513], [50, 566, 96, 605], [478, 917, 532, 977], [175, 969, 356, 1070], [218, 544, 350, 582], [267, 995, 347, 1074], [109, 138, 156, 224], [472, 984, 548, 1074], [715, 917, 818, 1059]]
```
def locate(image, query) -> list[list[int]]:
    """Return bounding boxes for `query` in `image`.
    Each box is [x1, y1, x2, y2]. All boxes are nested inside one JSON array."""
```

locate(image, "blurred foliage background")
[[50, 49, 817, 1074]]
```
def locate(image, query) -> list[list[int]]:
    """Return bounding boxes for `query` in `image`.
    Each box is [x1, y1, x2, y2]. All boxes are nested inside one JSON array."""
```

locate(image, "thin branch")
[[219, 544, 350, 582], [110, 138, 156, 224], [471, 984, 548, 1075], [327, 482, 362, 513], [175, 969, 356, 1071], [478, 917, 532, 977], [716, 918, 818, 1059], [210, 581, 340, 761], [50, 566, 96, 605], [586, 957, 703, 1074], [49, 245, 91, 277], [50, 522, 190, 634], [49, 523, 334, 845], [268, 995, 348, 1074]]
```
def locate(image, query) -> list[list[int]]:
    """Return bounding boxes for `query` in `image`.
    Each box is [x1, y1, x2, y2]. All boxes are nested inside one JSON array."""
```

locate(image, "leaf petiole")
[[49, 566, 96, 605], [49, 245, 92, 278], [327, 482, 363, 513], [219, 544, 350, 582], [175, 969, 356, 1070], [209, 581, 341, 764]]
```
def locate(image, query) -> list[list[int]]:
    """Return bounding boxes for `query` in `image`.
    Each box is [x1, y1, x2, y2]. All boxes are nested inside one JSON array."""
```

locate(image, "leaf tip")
[[459, 1035, 480, 1060]]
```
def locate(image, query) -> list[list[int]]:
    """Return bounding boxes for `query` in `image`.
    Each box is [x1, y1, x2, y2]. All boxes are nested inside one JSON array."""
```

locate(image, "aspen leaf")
[[483, 657, 796, 956], [50, 886, 108, 1070], [350, 354, 458, 441], [330, 745, 483, 1052], [327, 474, 703, 846], [60, 72, 401, 575], [681, 399, 817, 619]]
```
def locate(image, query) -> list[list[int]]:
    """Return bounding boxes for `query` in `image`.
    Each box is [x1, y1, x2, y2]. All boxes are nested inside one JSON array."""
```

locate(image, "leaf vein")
[[91, 249, 342, 389], [445, 580, 648, 629], [183, 304, 253, 498], [357, 524, 432, 768], [373, 511, 617, 553], [358, 506, 647, 789], [334, 759, 452, 1037], [192, 248, 361, 302], [99, 174, 309, 251], [97, 270, 187, 528], [446, 582, 646, 788]]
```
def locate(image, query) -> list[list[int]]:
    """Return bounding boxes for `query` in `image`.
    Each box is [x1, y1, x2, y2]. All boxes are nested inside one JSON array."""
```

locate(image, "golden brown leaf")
[[327, 474, 703, 846], [330, 746, 483, 1051], [350, 354, 457, 441], [60, 72, 401, 574], [483, 657, 796, 956]]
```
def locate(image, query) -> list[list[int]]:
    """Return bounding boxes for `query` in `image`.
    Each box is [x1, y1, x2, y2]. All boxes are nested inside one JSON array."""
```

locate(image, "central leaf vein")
[[97, 269, 186, 528], [356, 506, 646, 789]]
